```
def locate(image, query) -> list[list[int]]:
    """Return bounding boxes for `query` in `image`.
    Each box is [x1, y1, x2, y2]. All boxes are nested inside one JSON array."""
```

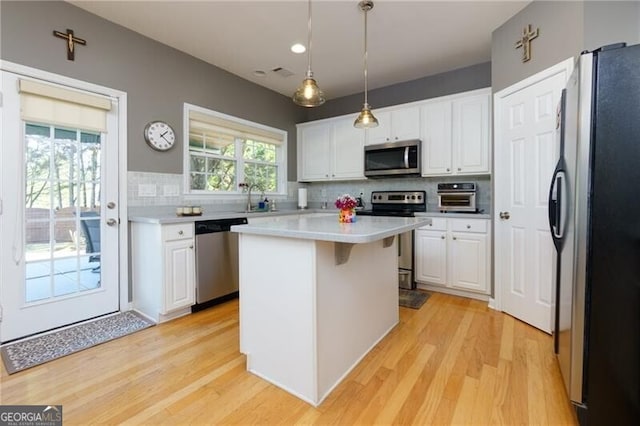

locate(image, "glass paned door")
[[24, 124, 103, 302], [0, 71, 120, 342]]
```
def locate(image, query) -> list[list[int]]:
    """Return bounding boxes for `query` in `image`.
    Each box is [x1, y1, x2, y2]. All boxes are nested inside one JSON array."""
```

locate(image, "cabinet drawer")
[[418, 217, 447, 231], [162, 223, 194, 241], [450, 218, 488, 234]]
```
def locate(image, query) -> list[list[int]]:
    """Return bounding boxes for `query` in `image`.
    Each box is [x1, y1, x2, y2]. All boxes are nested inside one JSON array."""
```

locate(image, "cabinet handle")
[[178, 230, 184, 235], [453, 236, 457, 240], [466, 224, 471, 229], [446, 168, 450, 172], [395, 136, 398, 140], [325, 174, 329, 178], [441, 235, 445, 239], [457, 167, 462, 171], [189, 245, 194, 249]]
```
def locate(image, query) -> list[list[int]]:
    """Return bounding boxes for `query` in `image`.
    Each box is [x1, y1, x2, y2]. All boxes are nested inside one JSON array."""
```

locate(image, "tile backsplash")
[[301, 175, 491, 214], [128, 171, 491, 214]]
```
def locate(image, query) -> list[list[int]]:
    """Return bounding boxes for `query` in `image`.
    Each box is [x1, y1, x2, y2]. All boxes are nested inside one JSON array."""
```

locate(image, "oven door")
[[398, 231, 414, 290], [438, 192, 476, 211]]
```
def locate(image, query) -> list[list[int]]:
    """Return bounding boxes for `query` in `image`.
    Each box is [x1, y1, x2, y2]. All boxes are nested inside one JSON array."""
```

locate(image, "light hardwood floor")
[[0, 292, 578, 425]]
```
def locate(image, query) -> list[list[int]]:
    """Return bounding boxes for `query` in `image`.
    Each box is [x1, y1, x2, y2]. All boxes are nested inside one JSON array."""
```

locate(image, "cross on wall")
[[515, 24, 539, 62], [53, 29, 86, 61]]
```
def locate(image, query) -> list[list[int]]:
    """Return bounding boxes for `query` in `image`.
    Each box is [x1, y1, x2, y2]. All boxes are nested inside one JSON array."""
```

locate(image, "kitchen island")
[[231, 215, 431, 406]]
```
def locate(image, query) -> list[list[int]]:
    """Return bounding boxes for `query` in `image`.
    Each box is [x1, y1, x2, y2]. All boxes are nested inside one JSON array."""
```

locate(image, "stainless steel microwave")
[[364, 139, 421, 178]]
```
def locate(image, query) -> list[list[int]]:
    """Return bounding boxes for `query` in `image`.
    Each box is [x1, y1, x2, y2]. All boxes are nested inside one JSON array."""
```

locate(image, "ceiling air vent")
[[271, 67, 295, 78]]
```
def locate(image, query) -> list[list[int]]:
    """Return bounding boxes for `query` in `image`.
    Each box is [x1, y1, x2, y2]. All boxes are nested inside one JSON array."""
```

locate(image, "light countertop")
[[128, 208, 491, 224], [230, 215, 432, 244]]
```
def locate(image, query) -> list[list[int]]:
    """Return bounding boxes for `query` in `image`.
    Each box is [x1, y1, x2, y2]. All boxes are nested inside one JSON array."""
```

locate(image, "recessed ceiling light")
[[291, 43, 306, 54], [253, 70, 267, 77]]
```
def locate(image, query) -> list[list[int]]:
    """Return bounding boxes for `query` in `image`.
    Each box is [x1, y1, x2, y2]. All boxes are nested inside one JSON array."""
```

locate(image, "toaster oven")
[[437, 182, 477, 213]]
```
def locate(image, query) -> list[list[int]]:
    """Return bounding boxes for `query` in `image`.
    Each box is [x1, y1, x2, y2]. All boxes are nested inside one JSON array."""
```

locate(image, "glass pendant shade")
[[293, 73, 325, 107], [293, 0, 325, 107], [354, 103, 378, 128]]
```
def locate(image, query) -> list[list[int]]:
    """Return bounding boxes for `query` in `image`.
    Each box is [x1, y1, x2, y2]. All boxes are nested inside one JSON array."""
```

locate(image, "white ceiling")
[[69, 0, 529, 100]]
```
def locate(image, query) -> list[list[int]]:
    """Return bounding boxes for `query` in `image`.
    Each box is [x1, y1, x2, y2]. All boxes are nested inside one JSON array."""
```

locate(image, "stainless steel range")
[[357, 190, 426, 290]]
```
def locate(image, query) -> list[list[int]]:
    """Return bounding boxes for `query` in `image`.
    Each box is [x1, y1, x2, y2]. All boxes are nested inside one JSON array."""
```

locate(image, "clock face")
[[144, 121, 176, 151]]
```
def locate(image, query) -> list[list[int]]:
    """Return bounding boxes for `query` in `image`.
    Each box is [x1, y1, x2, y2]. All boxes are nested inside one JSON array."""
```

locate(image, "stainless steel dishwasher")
[[192, 217, 248, 311]]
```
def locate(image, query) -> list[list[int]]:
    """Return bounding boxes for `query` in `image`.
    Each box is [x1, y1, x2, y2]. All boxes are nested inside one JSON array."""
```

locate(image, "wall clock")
[[144, 121, 176, 151]]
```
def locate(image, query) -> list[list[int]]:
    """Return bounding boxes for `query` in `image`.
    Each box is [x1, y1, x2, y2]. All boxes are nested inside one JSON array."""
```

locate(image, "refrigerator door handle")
[[548, 160, 566, 250]]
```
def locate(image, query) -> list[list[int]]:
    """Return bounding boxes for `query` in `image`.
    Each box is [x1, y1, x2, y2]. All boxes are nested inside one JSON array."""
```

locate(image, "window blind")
[[19, 79, 112, 132], [189, 110, 283, 146]]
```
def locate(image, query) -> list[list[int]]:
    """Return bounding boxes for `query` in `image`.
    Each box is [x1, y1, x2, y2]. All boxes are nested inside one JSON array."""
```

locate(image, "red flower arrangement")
[[335, 194, 357, 210]]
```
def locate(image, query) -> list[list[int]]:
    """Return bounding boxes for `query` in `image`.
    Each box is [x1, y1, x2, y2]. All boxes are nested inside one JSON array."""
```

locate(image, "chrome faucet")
[[239, 182, 257, 212]]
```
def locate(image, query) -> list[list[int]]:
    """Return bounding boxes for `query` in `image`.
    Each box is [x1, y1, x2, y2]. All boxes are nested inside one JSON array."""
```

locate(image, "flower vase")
[[338, 208, 356, 223]]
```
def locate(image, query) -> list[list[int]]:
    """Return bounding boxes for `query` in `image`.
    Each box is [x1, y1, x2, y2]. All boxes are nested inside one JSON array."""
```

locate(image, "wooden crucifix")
[[53, 29, 86, 61], [515, 24, 539, 62]]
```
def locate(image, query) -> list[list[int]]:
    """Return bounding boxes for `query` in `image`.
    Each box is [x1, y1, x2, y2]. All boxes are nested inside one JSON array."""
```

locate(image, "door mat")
[[399, 289, 430, 310], [1, 311, 154, 374]]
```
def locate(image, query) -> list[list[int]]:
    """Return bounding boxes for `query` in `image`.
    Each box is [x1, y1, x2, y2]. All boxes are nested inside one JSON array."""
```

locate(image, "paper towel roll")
[[298, 188, 308, 209]]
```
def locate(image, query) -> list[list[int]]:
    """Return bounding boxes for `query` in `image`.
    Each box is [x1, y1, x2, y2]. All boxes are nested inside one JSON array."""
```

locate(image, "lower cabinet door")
[[415, 230, 448, 286], [449, 232, 488, 293], [163, 239, 195, 313]]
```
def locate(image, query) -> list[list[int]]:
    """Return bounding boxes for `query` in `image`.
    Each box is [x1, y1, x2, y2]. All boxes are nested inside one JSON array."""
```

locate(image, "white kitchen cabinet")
[[415, 229, 448, 285], [421, 88, 491, 177], [298, 116, 364, 181], [298, 122, 332, 181], [452, 91, 491, 175], [420, 100, 453, 175], [131, 222, 195, 322], [366, 105, 420, 145], [415, 217, 490, 299]]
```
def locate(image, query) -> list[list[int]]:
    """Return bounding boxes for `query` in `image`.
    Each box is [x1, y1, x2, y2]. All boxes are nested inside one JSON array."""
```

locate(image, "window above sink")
[[183, 103, 287, 197]]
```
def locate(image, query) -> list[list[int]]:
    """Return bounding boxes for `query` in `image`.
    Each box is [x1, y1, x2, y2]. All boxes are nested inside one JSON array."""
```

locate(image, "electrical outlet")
[[138, 184, 157, 197], [163, 184, 180, 196]]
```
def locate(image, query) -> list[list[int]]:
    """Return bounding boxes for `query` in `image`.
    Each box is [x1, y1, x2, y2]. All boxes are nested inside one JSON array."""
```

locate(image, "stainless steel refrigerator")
[[549, 43, 640, 425]]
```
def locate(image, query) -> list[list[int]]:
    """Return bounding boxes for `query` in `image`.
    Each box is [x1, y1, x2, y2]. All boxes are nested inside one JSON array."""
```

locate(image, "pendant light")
[[354, 0, 378, 128], [293, 0, 325, 107]]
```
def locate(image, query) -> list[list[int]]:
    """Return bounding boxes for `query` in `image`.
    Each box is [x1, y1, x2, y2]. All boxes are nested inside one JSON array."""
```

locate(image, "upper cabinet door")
[[365, 110, 391, 145], [390, 106, 420, 142], [332, 117, 365, 179], [452, 92, 490, 174], [421, 100, 453, 175], [299, 123, 332, 181], [365, 106, 420, 145]]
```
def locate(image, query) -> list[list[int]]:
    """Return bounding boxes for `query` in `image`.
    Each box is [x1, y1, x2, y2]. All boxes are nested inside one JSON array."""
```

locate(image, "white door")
[[332, 117, 364, 179], [414, 230, 447, 286], [299, 123, 331, 181], [449, 232, 487, 293], [494, 59, 573, 333], [389, 106, 420, 142], [420, 100, 452, 176], [452, 92, 490, 174], [0, 71, 121, 342]]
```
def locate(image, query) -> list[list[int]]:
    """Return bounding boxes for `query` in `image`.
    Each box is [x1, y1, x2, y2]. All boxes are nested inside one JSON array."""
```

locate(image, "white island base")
[[238, 233, 398, 406]]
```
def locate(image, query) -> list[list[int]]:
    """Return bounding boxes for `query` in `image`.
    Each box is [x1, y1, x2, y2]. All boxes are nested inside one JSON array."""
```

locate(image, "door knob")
[[499, 211, 511, 220], [106, 218, 118, 226], [107, 201, 116, 209]]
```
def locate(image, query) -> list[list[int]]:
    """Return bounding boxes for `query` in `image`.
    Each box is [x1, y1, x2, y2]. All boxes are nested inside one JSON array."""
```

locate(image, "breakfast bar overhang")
[[231, 215, 431, 406]]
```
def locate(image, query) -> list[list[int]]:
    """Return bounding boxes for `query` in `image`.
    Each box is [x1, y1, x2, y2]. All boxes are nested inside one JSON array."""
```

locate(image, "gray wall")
[[583, 1, 640, 52], [492, 0, 640, 93], [0, 1, 305, 180], [491, 0, 583, 93], [305, 62, 492, 121]]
